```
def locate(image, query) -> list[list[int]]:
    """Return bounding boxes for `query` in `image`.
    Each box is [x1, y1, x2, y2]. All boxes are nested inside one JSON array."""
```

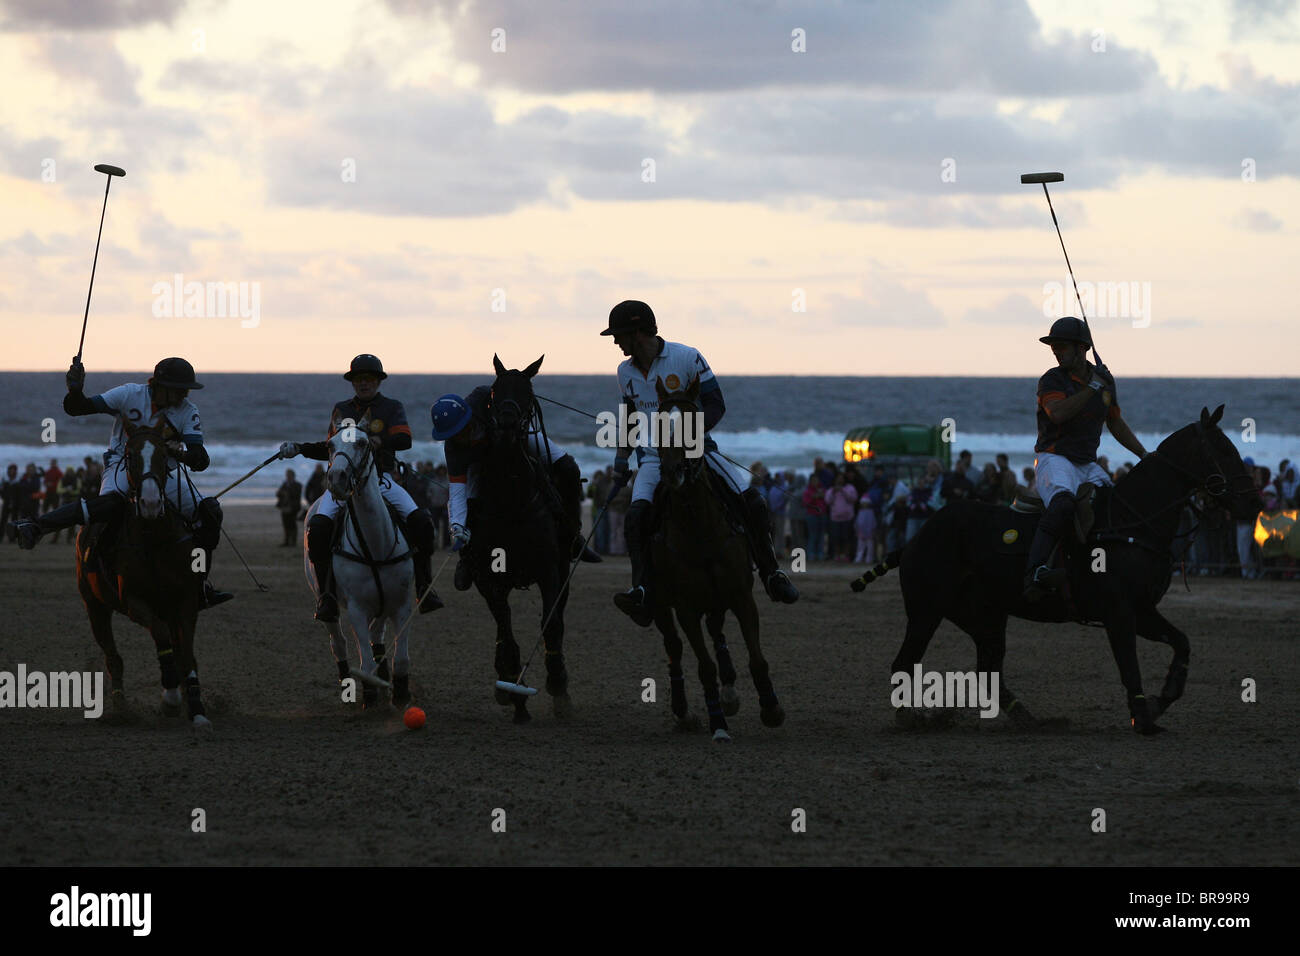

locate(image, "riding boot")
[[404, 508, 444, 613], [741, 487, 799, 604], [307, 513, 339, 621], [12, 493, 122, 549], [613, 499, 655, 627], [1023, 491, 1074, 602], [194, 497, 233, 610], [550, 454, 600, 562]]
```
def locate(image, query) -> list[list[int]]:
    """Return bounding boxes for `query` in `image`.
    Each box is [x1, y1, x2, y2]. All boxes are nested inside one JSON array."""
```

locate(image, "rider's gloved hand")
[[66, 358, 86, 393], [164, 439, 186, 459], [451, 524, 471, 552], [605, 459, 630, 506], [279, 442, 300, 459]]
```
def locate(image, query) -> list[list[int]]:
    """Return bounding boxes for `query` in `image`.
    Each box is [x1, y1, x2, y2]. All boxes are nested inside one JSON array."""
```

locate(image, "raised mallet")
[[1020, 170, 1102, 366], [78, 164, 126, 362]]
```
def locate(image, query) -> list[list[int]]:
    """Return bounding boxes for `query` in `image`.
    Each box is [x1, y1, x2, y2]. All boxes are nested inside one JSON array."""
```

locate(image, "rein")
[[330, 434, 411, 605]]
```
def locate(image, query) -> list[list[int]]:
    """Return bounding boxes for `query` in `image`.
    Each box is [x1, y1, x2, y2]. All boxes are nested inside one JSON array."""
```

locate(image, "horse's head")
[[655, 374, 704, 491], [124, 422, 173, 520], [1156, 405, 1259, 521], [489, 354, 543, 438], [327, 413, 378, 500]]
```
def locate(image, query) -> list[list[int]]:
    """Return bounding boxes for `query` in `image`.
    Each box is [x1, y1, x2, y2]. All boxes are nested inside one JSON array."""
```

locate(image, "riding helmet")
[[431, 394, 472, 440], [600, 300, 657, 337], [1039, 316, 1092, 347], [345, 354, 387, 381], [151, 357, 203, 390]]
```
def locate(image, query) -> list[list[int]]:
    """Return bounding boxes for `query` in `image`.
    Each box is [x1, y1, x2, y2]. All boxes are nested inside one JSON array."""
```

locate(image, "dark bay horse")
[[77, 423, 211, 728], [651, 376, 784, 741], [854, 406, 1258, 734], [474, 355, 572, 723]]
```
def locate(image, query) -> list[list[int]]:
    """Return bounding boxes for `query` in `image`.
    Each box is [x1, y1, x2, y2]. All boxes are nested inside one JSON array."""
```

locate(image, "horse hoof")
[[712, 729, 732, 743], [551, 693, 572, 719], [191, 715, 213, 733], [760, 704, 786, 728], [721, 685, 740, 716], [111, 689, 127, 712], [494, 687, 513, 706], [674, 713, 701, 733], [513, 707, 531, 725], [362, 687, 379, 709]]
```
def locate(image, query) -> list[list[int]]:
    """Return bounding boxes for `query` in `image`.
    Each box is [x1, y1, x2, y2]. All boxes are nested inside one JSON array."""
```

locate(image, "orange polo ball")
[[403, 706, 426, 730]]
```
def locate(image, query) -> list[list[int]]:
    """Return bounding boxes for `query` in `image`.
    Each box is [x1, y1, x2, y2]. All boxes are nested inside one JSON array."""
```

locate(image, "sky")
[[0, 0, 1297, 375]]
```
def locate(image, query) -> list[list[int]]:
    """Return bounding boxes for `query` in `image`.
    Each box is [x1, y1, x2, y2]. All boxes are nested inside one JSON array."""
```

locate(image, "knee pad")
[[405, 508, 434, 550], [742, 486, 769, 521], [1041, 491, 1076, 536], [307, 514, 335, 561], [551, 454, 580, 487], [197, 496, 223, 528], [626, 498, 652, 532]]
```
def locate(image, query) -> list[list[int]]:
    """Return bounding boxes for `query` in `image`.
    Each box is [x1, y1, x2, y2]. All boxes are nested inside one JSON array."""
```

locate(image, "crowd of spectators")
[[2, 458, 103, 544]]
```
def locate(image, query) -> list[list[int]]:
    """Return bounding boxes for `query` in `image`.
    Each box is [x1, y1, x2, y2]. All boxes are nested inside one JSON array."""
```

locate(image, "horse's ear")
[[493, 354, 506, 377], [1211, 404, 1224, 424], [1199, 406, 1210, 424], [523, 355, 544, 379], [655, 375, 668, 399], [686, 375, 701, 400]]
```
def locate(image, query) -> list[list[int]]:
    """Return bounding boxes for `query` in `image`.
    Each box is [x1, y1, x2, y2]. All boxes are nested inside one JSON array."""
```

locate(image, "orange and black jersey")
[[300, 393, 412, 475], [1035, 364, 1120, 464]]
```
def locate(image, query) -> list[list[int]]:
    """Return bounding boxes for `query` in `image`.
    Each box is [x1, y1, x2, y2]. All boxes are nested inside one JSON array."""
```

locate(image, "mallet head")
[[1021, 171, 1063, 184], [94, 164, 126, 177]]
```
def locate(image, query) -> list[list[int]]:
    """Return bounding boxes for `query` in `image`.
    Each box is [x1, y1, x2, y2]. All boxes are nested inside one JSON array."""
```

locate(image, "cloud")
[[33, 34, 141, 106], [0, 0, 188, 31], [1233, 207, 1283, 231], [961, 293, 1044, 325], [823, 272, 946, 328], [394, 0, 1155, 96], [1230, 0, 1300, 40]]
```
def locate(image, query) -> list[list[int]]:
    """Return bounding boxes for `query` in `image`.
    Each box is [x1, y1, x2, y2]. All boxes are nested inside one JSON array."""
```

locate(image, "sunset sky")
[[1, 0, 1296, 375]]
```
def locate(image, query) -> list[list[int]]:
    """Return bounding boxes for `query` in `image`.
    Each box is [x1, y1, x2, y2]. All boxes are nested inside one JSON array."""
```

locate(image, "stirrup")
[[200, 581, 234, 610]]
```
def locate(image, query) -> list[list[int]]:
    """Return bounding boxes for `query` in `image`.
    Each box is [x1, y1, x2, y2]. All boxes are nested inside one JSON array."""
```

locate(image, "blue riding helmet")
[[431, 394, 472, 440]]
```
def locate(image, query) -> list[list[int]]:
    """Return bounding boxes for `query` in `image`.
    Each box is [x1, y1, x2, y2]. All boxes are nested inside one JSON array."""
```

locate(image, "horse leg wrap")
[[158, 649, 179, 689], [624, 499, 654, 593], [307, 514, 337, 594], [372, 642, 388, 682], [336, 659, 351, 683]]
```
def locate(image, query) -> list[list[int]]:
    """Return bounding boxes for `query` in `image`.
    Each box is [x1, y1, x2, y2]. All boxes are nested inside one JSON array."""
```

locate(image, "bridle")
[[329, 427, 377, 500], [1106, 420, 1255, 543]]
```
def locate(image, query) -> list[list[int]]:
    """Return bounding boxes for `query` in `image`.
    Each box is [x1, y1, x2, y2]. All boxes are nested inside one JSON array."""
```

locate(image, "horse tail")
[[849, 550, 902, 592]]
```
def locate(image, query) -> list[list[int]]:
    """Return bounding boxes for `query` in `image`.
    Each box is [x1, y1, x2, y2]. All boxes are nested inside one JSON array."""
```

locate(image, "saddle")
[[1008, 482, 1101, 544]]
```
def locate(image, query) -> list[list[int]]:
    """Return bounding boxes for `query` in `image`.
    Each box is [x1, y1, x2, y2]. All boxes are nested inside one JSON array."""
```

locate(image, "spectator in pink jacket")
[[824, 473, 859, 562]]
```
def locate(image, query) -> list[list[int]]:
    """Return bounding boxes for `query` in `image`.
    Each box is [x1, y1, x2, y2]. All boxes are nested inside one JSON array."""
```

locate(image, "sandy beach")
[[0, 504, 1295, 866]]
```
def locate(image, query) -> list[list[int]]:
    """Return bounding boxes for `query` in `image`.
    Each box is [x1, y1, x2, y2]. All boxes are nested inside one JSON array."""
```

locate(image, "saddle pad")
[[989, 507, 1040, 555]]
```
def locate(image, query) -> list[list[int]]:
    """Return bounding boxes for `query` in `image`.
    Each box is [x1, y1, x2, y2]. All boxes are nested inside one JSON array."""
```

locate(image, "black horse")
[[853, 406, 1258, 734], [652, 377, 785, 740], [474, 355, 572, 723]]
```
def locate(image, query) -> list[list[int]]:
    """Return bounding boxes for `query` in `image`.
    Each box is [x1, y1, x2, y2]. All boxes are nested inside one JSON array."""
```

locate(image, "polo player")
[[1024, 317, 1148, 600], [601, 300, 799, 626], [279, 354, 442, 621], [11, 356, 233, 608], [430, 389, 601, 593]]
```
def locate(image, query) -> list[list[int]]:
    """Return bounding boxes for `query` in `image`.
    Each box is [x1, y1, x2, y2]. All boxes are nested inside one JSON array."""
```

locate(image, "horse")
[[650, 376, 785, 741], [76, 423, 211, 729], [853, 406, 1259, 734], [472, 355, 572, 724], [303, 416, 415, 710]]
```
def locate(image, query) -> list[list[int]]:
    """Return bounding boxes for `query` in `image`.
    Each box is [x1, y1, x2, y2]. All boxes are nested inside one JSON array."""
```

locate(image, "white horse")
[[303, 422, 415, 708]]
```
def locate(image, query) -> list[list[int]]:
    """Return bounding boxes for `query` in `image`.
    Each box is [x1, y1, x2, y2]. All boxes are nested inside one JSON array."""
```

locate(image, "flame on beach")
[[1254, 510, 1297, 547], [844, 438, 871, 463]]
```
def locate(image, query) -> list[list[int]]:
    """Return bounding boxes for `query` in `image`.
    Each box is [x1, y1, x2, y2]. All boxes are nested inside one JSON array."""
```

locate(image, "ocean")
[[1, 372, 1296, 504]]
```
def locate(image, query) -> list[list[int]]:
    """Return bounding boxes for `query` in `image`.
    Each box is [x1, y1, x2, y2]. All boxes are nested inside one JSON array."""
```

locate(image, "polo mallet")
[[386, 551, 456, 650], [213, 451, 282, 499], [495, 500, 612, 697], [1020, 171, 1103, 366], [78, 164, 126, 362]]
